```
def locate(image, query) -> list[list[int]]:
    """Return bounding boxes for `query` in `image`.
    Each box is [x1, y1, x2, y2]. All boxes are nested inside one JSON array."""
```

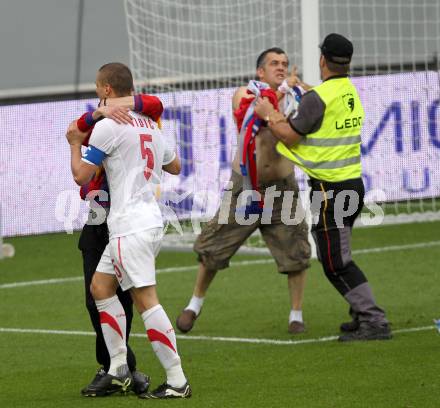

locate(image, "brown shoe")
[[288, 321, 305, 334], [176, 309, 198, 333]]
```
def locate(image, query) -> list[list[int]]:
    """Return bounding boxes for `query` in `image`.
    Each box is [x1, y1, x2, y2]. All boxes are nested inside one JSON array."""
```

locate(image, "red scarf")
[[234, 89, 279, 208]]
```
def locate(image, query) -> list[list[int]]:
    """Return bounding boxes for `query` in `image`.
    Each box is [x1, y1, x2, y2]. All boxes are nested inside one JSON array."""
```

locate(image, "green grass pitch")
[[0, 221, 439, 407]]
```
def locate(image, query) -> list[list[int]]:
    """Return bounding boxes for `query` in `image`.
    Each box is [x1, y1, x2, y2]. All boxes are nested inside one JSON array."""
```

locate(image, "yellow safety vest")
[[277, 77, 364, 182]]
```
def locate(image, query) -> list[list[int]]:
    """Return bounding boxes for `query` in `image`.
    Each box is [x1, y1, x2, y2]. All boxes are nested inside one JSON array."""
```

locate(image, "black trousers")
[[79, 223, 137, 372], [309, 177, 368, 296]]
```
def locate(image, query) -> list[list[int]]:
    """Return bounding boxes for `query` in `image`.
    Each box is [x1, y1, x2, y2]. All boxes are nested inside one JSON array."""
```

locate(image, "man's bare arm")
[[268, 119, 303, 147], [232, 86, 250, 113], [105, 94, 163, 122], [66, 121, 99, 185], [163, 155, 181, 175], [254, 98, 302, 147], [84, 95, 142, 126], [92, 105, 132, 124]]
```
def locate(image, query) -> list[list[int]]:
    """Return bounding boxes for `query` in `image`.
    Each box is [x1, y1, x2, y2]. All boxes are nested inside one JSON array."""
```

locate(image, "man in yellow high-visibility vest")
[[255, 33, 392, 341]]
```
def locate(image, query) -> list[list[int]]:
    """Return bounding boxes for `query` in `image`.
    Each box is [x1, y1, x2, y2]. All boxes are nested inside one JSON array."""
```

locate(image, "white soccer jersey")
[[84, 112, 175, 238]]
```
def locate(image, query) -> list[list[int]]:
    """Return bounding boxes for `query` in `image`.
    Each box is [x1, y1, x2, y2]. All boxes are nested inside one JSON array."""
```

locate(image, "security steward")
[[254, 33, 392, 341]]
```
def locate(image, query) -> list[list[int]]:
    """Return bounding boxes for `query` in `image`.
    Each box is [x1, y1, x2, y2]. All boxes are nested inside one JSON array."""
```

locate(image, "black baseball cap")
[[319, 33, 353, 65]]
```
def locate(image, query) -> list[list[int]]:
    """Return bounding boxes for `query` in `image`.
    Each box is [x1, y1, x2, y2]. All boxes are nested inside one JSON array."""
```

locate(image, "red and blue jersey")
[[80, 166, 110, 208]]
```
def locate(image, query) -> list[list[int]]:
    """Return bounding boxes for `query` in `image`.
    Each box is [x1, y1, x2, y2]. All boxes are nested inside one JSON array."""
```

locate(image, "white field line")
[[351, 240, 440, 255], [1, 240, 440, 290], [0, 276, 84, 289], [0, 325, 436, 346]]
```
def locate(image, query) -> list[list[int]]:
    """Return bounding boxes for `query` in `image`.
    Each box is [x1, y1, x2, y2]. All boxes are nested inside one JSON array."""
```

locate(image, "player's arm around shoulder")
[[105, 94, 163, 122]]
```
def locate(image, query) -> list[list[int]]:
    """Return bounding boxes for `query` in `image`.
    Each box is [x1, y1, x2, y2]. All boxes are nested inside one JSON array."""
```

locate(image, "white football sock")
[[142, 304, 186, 387], [95, 295, 127, 376], [289, 309, 303, 324], [186, 295, 204, 316]]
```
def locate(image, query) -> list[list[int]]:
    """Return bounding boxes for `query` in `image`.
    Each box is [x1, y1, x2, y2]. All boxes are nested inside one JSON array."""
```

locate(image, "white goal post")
[[0, 203, 15, 260]]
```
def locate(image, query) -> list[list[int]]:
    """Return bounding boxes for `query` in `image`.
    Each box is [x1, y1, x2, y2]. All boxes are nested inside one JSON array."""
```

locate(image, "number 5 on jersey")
[[140, 133, 155, 181]]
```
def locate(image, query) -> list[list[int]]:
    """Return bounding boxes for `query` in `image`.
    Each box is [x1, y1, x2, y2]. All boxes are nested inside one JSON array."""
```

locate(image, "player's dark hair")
[[256, 47, 287, 69], [97, 62, 134, 96]]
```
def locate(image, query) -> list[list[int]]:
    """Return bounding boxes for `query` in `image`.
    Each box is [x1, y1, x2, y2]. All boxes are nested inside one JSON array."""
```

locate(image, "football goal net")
[[124, 0, 440, 254]]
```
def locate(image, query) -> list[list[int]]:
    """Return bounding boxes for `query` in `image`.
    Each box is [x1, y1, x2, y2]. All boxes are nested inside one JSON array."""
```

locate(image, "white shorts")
[[96, 228, 163, 291]]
